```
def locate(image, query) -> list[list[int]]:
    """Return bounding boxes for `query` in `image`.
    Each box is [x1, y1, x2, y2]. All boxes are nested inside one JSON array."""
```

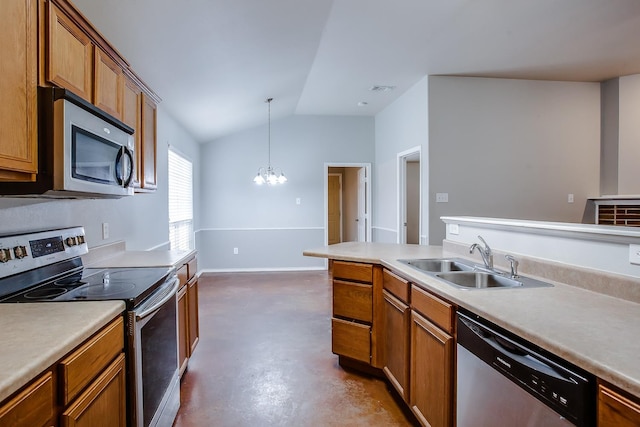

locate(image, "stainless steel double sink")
[[398, 258, 553, 290]]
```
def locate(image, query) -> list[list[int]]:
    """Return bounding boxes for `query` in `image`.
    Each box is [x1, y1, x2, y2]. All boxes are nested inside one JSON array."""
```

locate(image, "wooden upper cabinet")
[[46, 1, 94, 101], [139, 93, 158, 190], [94, 48, 123, 119], [0, 0, 38, 180], [123, 76, 142, 187]]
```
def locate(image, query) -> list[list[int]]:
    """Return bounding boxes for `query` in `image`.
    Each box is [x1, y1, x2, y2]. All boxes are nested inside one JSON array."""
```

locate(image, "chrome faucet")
[[469, 236, 493, 270]]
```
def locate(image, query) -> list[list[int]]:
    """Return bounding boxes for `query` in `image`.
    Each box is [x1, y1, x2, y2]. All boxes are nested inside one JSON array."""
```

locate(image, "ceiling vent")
[[369, 85, 396, 92]]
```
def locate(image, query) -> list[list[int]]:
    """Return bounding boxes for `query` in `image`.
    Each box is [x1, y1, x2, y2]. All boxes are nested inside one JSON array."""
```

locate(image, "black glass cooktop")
[[1, 266, 173, 308]]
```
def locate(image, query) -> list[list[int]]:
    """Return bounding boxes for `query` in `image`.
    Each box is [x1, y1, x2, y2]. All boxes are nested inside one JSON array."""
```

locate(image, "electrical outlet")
[[629, 244, 640, 265], [233, 247, 239, 255], [436, 193, 449, 203], [568, 194, 574, 203], [296, 198, 301, 205], [102, 223, 109, 240]]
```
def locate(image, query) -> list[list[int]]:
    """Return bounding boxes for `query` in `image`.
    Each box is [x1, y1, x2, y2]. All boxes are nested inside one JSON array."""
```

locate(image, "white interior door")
[[357, 167, 367, 242]]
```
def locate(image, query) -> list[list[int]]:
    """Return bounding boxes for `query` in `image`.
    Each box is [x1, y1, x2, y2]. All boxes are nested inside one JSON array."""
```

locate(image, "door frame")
[[324, 163, 372, 246], [397, 147, 422, 244]]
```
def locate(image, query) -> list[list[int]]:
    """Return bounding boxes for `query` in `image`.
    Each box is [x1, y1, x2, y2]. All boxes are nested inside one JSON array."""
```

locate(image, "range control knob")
[[76, 235, 86, 245], [0, 248, 12, 263], [13, 246, 27, 259], [65, 237, 77, 247]]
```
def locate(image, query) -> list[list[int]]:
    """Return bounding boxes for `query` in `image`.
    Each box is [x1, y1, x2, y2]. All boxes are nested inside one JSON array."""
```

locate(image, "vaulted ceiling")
[[72, 0, 640, 142]]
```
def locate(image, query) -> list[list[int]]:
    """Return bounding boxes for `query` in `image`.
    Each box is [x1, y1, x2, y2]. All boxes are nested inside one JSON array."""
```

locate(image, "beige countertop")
[[0, 301, 125, 402], [304, 242, 640, 397], [86, 249, 196, 269]]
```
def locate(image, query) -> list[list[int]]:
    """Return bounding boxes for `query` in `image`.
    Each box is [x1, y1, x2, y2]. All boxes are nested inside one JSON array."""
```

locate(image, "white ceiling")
[[72, 0, 640, 143]]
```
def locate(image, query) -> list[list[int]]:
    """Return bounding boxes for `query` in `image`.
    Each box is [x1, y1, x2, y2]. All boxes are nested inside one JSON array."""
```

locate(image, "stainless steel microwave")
[[0, 87, 135, 198]]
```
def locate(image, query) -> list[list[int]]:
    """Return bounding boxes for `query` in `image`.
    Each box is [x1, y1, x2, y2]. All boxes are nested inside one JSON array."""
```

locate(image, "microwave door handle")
[[136, 277, 180, 320], [115, 147, 134, 188]]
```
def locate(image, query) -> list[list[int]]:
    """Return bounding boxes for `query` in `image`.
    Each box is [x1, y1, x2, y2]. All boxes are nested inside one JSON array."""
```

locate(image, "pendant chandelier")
[[253, 98, 287, 185]]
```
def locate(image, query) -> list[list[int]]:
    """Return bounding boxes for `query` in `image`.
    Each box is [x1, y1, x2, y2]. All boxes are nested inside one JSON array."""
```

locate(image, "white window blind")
[[168, 148, 193, 250]]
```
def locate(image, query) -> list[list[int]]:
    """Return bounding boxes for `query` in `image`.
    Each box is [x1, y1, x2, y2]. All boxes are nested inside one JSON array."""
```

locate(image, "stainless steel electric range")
[[0, 226, 180, 427]]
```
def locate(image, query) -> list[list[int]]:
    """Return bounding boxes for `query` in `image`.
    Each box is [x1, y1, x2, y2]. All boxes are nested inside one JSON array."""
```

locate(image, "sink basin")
[[399, 258, 475, 273], [398, 258, 554, 290], [436, 271, 523, 289]]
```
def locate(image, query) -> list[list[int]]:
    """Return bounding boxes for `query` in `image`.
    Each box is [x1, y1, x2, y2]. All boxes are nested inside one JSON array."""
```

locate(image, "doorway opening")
[[397, 147, 421, 244], [325, 163, 371, 245]]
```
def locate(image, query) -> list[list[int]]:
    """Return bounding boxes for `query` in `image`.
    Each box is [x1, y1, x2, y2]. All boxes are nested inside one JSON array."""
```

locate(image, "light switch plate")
[[629, 244, 640, 265], [449, 224, 459, 235]]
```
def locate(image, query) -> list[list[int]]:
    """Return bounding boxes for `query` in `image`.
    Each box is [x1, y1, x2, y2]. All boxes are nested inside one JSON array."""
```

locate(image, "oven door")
[[129, 276, 180, 427]]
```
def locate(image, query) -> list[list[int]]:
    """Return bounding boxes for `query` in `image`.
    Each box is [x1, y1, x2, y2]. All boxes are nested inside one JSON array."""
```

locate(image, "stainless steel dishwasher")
[[456, 311, 595, 427]]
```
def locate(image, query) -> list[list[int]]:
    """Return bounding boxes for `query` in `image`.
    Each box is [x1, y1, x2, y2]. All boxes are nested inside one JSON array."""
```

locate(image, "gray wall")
[[601, 78, 620, 195], [617, 74, 640, 194], [0, 107, 199, 251], [373, 77, 429, 243], [197, 115, 374, 271], [427, 76, 601, 243]]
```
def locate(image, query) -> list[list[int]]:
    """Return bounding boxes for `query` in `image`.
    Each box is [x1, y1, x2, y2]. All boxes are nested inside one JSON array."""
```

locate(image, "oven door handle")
[[135, 277, 180, 320]]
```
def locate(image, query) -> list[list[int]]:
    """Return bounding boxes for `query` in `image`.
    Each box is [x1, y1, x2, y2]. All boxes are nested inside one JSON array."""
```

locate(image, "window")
[[168, 148, 193, 250]]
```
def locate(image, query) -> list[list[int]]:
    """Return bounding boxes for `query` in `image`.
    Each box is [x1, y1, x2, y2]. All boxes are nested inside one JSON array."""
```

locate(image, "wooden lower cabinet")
[[0, 315, 125, 427], [178, 256, 200, 377], [409, 311, 454, 427], [188, 276, 200, 354], [598, 382, 640, 427], [177, 283, 189, 376], [60, 353, 126, 427], [0, 371, 54, 427], [382, 289, 410, 401]]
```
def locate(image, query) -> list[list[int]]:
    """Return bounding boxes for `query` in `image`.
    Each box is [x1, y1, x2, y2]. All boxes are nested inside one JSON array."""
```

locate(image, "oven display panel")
[[29, 236, 65, 258]]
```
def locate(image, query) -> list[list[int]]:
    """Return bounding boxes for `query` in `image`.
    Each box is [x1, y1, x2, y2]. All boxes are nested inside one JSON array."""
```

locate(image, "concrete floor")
[[173, 271, 416, 426]]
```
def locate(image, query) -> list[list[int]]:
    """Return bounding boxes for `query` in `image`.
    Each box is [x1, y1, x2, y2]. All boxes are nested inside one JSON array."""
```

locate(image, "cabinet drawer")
[[411, 285, 454, 334], [383, 269, 410, 303], [178, 264, 188, 287], [187, 257, 198, 280], [59, 316, 124, 405], [333, 261, 373, 283], [333, 280, 372, 322], [0, 372, 53, 427], [332, 318, 371, 363]]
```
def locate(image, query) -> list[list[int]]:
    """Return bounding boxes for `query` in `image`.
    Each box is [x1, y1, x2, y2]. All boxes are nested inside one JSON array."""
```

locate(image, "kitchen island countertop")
[[304, 242, 640, 398], [0, 301, 125, 403]]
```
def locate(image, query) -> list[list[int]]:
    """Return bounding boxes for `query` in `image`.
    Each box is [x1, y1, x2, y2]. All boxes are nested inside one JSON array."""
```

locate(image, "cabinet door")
[[177, 284, 189, 376], [139, 93, 157, 190], [188, 277, 200, 354], [0, 0, 38, 180], [410, 311, 453, 427], [598, 383, 640, 427], [0, 371, 54, 427], [383, 290, 410, 402], [61, 353, 126, 427], [46, 2, 93, 101], [94, 48, 123, 119], [123, 76, 142, 187]]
